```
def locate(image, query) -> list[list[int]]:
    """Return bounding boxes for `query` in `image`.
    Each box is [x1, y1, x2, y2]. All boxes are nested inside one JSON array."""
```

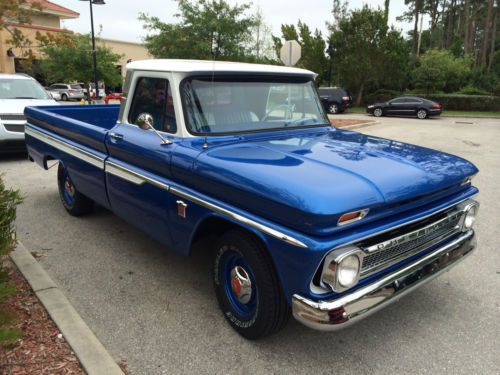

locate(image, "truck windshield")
[[182, 77, 329, 134], [0, 78, 50, 100]]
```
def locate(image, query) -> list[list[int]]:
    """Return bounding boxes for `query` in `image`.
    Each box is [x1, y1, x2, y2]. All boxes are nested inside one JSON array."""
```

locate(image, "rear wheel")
[[213, 230, 290, 339], [417, 109, 428, 119], [61, 93, 68, 101], [57, 163, 93, 216], [373, 107, 383, 117], [328, 103, 339, 114]]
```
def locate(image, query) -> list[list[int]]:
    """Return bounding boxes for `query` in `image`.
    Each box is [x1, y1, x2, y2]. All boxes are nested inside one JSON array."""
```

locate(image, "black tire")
[[327, 102, 339, 114], [213, 229, 290, 339], [61, 93, 68, 101], [57, 163, 93, 216], [417, 108, 428, 119], [373, 107, 383, 117]]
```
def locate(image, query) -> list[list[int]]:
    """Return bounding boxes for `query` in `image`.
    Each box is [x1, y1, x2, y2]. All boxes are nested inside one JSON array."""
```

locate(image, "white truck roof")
[[126, 59, 316, 76]]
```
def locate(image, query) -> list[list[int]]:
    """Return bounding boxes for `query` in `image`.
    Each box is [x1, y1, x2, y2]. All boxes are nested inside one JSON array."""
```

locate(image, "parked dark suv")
[[318, 87, 353, 114]]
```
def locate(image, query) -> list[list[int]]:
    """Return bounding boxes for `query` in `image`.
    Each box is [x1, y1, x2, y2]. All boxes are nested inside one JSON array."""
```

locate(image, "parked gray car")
[[47, 83, 85, 101]]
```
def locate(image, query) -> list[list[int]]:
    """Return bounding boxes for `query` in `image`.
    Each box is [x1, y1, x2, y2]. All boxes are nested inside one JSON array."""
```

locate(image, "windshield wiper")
[[284, 118, 318, 127], [13, 96, 38, 99]]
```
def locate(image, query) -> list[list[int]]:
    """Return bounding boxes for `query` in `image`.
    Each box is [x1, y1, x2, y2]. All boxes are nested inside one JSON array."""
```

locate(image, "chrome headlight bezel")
[[320, 246, 364, 292], [460, 201, 479, 231]]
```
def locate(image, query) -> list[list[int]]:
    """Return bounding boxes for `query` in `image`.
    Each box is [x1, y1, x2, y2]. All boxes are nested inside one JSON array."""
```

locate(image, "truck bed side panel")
[[24, 105, 117, 209]]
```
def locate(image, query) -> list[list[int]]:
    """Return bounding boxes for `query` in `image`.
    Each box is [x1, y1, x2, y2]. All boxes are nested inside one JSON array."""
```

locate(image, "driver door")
[[105, 75, 179, 248]]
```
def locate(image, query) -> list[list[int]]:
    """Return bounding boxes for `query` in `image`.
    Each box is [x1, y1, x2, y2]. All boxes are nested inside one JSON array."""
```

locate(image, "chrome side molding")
[[25, 126, 105, 169], [105, 161, 169, 191], [104, 162, 308, 248], [170, 187, 308, 248]]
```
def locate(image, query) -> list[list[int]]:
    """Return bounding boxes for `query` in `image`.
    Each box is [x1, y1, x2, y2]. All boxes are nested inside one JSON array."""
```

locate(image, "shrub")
[[409, 94, 500, 111], [0, 175, 23, 347], [365, 89, 401, 104], [457, 86, 492, 96], [494, 83, 500, 97], [411, 50, 472, 93]]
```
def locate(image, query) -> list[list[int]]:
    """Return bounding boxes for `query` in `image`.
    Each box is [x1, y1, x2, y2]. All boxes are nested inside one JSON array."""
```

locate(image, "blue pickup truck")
[[25, 60, 479, 339]]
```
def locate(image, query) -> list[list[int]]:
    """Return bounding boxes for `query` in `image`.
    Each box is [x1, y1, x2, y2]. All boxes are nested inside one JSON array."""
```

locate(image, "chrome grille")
[[0, 114, 26, 121], [360, 212, 461, 276], [4, 124, 25, 133]]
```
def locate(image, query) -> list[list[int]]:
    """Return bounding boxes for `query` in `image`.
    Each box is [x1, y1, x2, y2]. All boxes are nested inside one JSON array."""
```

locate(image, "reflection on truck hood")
[[184, 128, 477, 235]]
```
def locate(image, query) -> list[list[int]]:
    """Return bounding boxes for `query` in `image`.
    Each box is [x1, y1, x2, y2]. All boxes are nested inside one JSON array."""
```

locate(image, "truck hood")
[[0, 99, 58, 115], [188, 128, 477, 235]]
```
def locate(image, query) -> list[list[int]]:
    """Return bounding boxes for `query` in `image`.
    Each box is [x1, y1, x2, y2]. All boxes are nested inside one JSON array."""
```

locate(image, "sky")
[[60, 0, 413, 44]]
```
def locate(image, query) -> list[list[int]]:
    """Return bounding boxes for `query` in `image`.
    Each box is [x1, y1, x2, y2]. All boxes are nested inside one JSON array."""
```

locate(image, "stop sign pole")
[[280, 40, 301, 66]]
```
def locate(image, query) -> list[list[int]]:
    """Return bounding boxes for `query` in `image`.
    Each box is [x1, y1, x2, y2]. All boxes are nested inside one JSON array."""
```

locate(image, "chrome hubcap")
[[230, 266, 252, 304], [329, 105, 338, 113], [374, 108, 382, 116], [418, 110, 426, 118], [65, 178, 75, 195]]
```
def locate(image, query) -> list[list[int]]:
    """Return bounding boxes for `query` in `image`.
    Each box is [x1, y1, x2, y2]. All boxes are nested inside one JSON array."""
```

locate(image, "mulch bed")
[[0, 259, 85, 375], [330, 118, 375, 128]]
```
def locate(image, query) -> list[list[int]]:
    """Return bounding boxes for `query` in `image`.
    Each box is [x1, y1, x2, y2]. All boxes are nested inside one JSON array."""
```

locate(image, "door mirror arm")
[[136, 113, 172, 145]]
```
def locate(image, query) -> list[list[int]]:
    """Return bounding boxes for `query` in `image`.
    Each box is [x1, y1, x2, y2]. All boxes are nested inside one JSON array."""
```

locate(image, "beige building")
[[0, 0, 149, 82]]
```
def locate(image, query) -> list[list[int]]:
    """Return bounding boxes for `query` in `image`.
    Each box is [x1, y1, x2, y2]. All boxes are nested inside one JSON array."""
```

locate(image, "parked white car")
[[0, 74, 58, 152], [47, 89, 61, 101]]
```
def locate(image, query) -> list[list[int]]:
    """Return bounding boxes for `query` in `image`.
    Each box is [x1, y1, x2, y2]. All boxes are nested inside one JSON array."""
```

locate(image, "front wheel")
[[373, 107, 383, 117], [328, 103, 339, 114], [213, 230, 290, 339], [57, 163, 93, 216], [417, 109, 428, 119]]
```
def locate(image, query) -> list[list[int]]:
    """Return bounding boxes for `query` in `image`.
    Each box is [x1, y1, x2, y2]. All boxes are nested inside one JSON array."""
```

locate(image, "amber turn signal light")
[[338, 209, 369, 226]]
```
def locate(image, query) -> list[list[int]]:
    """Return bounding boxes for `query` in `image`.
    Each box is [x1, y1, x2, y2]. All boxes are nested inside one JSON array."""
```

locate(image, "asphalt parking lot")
[[1, 114, 499, 375]]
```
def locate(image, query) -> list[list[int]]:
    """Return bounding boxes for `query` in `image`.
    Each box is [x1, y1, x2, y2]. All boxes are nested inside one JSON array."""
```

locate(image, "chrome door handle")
[[109, 132, 123, 141]]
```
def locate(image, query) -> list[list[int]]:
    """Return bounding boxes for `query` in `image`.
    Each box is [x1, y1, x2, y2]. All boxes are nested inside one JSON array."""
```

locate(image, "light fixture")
[[321, 246, 364, 292]]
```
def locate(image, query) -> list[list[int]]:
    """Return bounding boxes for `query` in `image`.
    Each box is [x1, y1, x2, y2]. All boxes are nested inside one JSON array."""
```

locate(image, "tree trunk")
[[355, 82, 364, 107], [488, 7, 497, 71], [384, 0, 390, 25], [413, 5, 420, 54], [481, 0, 494, 66], [446, 0, 456, 48], [417, 13, 424, 57], [440, 0, 448, 49], [464, 0, 470, 53]]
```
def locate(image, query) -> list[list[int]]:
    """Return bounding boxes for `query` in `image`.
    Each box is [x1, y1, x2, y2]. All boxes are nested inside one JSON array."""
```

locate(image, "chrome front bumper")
[[292, 230, 476, 331]]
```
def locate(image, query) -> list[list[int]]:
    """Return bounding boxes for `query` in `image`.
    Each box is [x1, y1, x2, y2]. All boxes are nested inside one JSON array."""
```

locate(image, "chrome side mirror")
[[135, 112, 172, 145], [136, 112, 154, 130]]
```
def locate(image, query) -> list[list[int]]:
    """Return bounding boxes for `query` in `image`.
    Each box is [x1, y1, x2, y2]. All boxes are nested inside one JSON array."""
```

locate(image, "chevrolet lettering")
[[24, 60, 479, 339]]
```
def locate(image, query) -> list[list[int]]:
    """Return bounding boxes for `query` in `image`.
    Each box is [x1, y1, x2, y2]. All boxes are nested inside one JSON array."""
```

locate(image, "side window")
[[391, 98, 405, 104], [128, 77, 177, 133]]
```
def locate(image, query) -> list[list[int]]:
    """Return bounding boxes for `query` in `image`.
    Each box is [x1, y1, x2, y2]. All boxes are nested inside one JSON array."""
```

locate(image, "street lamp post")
[[80, 0, 105, 101]]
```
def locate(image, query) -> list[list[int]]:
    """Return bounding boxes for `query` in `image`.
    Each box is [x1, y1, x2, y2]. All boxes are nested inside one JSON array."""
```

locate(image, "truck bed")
[[24, 104, 120, 211], [25, 104, 120, 154]]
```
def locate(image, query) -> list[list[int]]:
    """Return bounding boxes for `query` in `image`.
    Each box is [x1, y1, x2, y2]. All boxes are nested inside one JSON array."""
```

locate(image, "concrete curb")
[[442, 115, 500, 119], [10, 242, 124, 375]]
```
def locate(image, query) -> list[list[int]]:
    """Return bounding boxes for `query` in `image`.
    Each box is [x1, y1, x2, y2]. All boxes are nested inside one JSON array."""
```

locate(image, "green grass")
[[348, 106, 500, 118]]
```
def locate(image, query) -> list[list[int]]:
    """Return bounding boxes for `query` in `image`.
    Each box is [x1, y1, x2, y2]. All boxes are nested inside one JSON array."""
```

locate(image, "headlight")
[[321, 247, 364, 292], [337, 255, 361, 287], [462, 204, 478, 230], [368, 105, 374, 108]]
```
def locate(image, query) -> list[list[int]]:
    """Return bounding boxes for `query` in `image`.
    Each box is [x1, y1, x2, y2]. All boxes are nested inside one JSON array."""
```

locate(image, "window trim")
[[126, 75, 178, 134]]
